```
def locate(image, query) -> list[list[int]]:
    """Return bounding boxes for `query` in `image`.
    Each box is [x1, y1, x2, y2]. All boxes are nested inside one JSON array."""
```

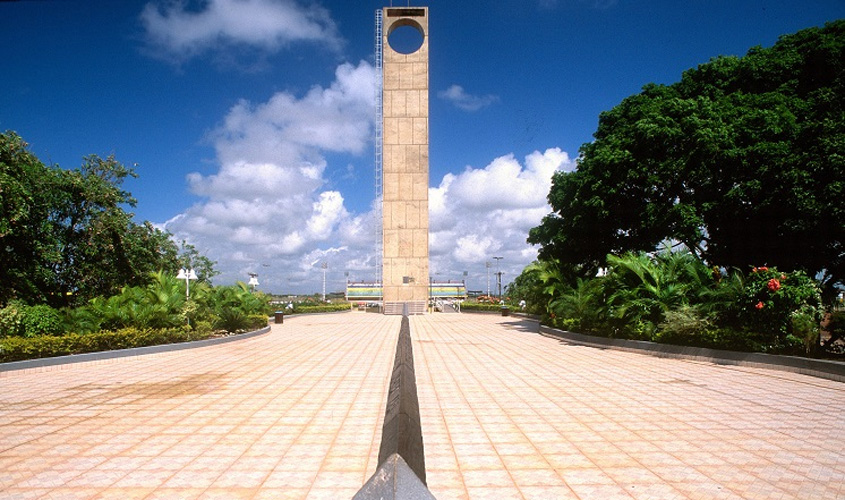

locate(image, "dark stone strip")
[[377, 314, 427, 485], [352, 453, 436, 500]]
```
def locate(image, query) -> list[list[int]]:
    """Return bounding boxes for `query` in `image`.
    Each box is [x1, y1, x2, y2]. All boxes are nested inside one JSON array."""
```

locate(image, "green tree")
[[0, 132, 60, 304], [505, 262, 547, 314], [177, 240, 219, 283], [0, 132, 181, 307], [529, 21, 845, 297]]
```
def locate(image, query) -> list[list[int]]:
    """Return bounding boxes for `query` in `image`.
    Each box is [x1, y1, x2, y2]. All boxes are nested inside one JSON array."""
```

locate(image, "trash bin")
[[274, 311, 284, 324], [501, 307, 510, 317]]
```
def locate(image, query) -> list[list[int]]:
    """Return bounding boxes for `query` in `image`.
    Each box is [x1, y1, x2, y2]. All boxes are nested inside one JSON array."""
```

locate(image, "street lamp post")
[[493, 256, 503, 299], [177, 268, 198, 327], [321, 262, 328, 302], [177, 268, 198, 300], [486, 261, 491, 297]]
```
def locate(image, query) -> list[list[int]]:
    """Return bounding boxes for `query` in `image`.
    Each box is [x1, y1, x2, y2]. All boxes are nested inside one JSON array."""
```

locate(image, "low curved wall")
[[539, 325, 845, 383]]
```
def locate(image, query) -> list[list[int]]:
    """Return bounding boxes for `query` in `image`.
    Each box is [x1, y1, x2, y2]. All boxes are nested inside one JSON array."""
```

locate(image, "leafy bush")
[[0, 301, 25, 337], [193, 320, 214, 335], [655, 305, 712, 345], [792, 311, 820, 355], [460, 303, 503, 312], [247, 314, 269, 330], [528, 251, 829, 355], [603, 250, 710, 331], [0, 327, 211, 363], [21, 304, 63, 337], [549, 317, 579, 331], [0, 302, 63, 337], [214, 308, 249, 333], [62, 305, 104, 335], [293, 303, 351, 314], [738, 267, 822, 352], [549, 278, 605, 333]]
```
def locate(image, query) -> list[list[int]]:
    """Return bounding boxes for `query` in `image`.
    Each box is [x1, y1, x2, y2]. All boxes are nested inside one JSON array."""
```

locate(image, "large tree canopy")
[[529, 20, 845, 295], [0, 132, 183, 307]]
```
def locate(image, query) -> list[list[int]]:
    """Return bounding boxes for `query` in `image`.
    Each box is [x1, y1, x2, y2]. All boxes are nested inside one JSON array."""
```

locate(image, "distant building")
[[346, 281, 466, 301]]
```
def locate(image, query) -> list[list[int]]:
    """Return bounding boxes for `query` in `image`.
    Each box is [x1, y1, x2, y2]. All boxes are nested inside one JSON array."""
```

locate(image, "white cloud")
[[164, 61, 378, 290], [156, 45, 576, 294], [428, 148, 576, 289], [141, 0, 342, 61], [438, 84, 499, 112]]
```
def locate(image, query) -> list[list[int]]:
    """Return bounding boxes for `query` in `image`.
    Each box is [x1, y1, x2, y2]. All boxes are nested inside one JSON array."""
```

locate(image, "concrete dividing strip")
[[540, 325, 845, 383], [355, 314, 436, 499], [353, 454, 435, 500], [0, 325, 272, 373]]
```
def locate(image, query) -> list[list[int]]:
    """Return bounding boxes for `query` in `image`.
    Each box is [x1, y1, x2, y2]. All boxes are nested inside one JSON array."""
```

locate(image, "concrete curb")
[[539, 325, 845, 383], [0, 325, 272, 373]]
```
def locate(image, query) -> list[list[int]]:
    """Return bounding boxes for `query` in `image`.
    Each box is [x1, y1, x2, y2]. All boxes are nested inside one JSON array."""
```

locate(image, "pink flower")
[[767, 279, 781, 292], [755, 301, 765, 310], [759, 266, 769, 272]]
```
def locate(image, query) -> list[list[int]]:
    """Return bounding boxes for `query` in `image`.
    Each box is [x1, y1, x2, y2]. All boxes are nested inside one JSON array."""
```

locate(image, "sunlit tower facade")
[[378, 6, 430, 315]]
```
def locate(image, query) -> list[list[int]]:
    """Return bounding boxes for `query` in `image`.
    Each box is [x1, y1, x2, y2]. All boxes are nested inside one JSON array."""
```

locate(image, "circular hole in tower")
[[388, 21, 424, 54]]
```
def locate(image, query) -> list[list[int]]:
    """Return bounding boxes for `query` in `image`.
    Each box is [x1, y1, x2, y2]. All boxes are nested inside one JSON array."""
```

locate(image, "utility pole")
[[486, 261, 491, 297], [321, 262, 328, 302], [493, 256, 503, 299]]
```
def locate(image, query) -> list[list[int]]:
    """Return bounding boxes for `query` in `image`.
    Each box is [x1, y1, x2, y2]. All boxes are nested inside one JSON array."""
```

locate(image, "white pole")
[[322, 262, 327, 302], [486, 261, 491, 297]]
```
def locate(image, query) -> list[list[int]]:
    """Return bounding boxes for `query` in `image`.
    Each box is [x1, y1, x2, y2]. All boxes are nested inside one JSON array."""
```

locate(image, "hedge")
[[461, 303, 507, 312], [293, 304, 351, 314], [0, 327, 212, 363]]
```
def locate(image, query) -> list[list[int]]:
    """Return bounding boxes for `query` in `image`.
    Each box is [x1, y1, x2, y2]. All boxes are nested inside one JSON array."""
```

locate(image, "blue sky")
[[2, 0, 843, 295]]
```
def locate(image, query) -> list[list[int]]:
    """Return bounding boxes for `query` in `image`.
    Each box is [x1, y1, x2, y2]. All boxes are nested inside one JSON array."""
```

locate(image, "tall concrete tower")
[[380, 7, 429, 315]]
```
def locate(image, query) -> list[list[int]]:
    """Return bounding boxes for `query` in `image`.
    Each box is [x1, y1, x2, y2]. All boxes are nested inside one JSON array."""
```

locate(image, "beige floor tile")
[[3, 313, 844, 499]]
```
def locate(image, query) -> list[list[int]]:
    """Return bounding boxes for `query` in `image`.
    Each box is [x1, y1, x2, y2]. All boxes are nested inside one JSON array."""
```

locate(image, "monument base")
[[384, 301, 426, 316]]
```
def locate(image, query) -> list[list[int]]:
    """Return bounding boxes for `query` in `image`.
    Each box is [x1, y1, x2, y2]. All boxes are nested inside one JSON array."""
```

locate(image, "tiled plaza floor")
[[1, 312, 844, 499], [0, 314, 400, 499], [413, 314, 845, 500]]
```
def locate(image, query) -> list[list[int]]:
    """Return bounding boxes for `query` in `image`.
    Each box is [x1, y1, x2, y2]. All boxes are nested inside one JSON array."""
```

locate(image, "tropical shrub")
[[460, 303, 502, 312], [0, 302, 63, 337], [0, 301, 26, 337], [519, 249, 829, 355], [601, 250, 711, 338], [207, 283, 270, 332], [21, 304, 64, 337], [823, 312, 845, 355], [548, 278, 604, 333], [0, 327, 210, 363], [738, 267, 822, 353], [654, 305, 712, 346], [292, 303, 351, 313]]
